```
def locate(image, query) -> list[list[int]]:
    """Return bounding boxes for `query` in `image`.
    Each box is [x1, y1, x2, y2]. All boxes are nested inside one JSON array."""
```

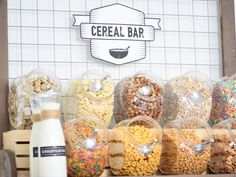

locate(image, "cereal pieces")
[[114, 73, 163, 123], [62, 78, 114, 126], [209, 76, 236, 126], [209, 129, 236, 174], [8, 69, 60, 130], [64, 117, 108, 177], [163, 74, 212, 124], [109, 125, 162, 176], [25, 69, 60, 95], [160, 129, 211, 175], [8, 77, 32, 129]]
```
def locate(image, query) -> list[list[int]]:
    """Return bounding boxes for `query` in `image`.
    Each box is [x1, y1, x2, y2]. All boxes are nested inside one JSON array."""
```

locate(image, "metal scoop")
[[138, 86, 152, 96], [89, 75, 109, 91]]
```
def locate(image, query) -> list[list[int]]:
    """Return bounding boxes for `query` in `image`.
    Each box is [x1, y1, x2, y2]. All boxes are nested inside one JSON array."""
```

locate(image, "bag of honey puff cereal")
[[162, 71, 212, 125], [8, 68, 60, 129], [114, 72, 163, 123], [109, 116, 162, 176], [63, 115, 108, 177], [62, 71, 114, 126], [209, 74, 236, 126], [159, 117, 213, 175]]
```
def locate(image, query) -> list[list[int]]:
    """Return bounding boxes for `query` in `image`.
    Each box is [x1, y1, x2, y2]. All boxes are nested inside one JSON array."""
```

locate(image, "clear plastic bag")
[[109, 116, 162, 176], [159, 117, 212, 175], [209, 74, 236, 126], [162, 71, 212, 125], [114, 72, 163, 123], [8, 68, 61, 129], [62, 71, 114, 126], [209, 118, 236, 174], [63, 115, 108, 177], [8, 76, 32, 129]]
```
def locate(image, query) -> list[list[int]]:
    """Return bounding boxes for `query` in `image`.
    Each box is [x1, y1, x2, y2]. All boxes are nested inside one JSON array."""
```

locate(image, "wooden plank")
[[16, 169, 111, 177], [3, 130, 31, 142], [221, 0, 236, 76], [15, 144, 29, 155], [3, 133, 15, 152], [101, 169, 112, 177], [107, 175, 236, 177], [0, 0, 9, 149], [17, 171, 29, 177], [15, 157, 29, 168], [14, 171, 236, 177]]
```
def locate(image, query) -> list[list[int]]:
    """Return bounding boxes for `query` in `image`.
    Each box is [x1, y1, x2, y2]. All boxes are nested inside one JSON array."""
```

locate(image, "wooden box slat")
[[15, 157, 29, 169], [17, 171, 29, 177], [15, 144, 29, 155], [3, 130, 31, 142]]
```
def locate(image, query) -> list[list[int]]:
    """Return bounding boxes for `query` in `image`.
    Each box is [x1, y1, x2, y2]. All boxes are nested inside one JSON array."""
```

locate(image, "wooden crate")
[[3, 130, 31, 177]]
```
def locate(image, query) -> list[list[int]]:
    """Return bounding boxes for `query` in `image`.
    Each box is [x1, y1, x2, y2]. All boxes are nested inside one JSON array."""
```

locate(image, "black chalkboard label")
[[33, 147, 38, 157], [40, 146, 66, 157]]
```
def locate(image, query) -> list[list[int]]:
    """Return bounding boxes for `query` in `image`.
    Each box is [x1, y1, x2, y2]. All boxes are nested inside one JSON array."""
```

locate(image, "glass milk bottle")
[[38, 92, 67, 177], [29, 96, 41, 177]]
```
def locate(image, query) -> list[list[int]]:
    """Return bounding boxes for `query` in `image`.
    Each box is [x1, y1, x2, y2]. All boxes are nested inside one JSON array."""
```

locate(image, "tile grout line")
[[162, 0, 167, 80]]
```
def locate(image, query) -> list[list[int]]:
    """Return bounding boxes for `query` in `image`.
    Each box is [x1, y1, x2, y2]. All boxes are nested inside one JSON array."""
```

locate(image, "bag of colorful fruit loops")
[[209, 74, 236, 126], [63, 115, 108, 177]]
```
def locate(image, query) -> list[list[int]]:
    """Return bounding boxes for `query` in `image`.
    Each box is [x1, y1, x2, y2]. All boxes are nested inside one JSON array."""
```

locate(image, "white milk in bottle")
[[29, 96, 41, 177], [38, 93, 67, 177]]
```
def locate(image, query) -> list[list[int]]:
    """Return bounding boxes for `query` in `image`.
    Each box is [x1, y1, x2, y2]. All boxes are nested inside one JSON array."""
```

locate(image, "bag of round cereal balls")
[[109, 115, 162, 176], [114, 72, 164, 123]]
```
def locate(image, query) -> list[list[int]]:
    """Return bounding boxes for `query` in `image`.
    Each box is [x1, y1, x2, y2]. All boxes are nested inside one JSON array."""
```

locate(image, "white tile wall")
[[178, 0, 193, 16], [8, 0, 222, 83]]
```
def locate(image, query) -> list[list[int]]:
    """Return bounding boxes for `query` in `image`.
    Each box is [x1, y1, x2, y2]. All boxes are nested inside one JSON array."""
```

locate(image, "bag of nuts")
[[108, 116, 162, 176], [162, 71, 212, 125], [159, 117, 213, 175], [62, 71, 114, 126], [114, 72, 163, 123], [209, 118, 236, 174], [8, 69, 61, 129]]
